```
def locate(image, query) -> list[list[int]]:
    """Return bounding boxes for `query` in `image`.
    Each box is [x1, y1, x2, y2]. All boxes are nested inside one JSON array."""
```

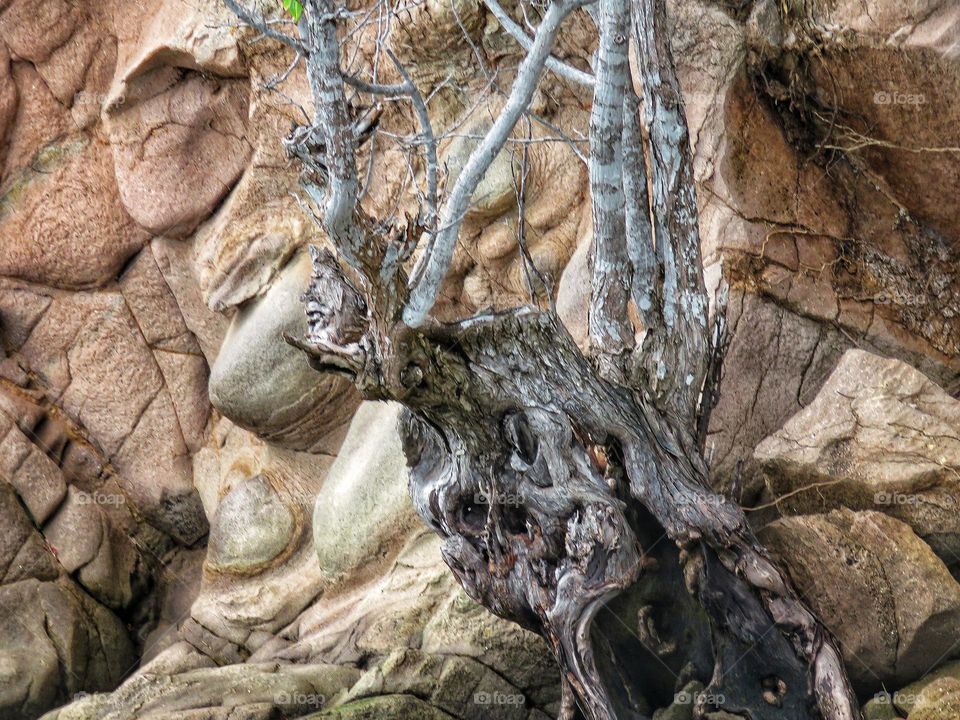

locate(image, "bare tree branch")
[[621, 90, 655, 324], [482, 0, 595, 87], [342, 73, 409, 95], [403, 0, 587, 327], [629, 0, 708, 422], [300, 0, 366, 271], [587, 0, 632, 383], [385, 49, 439, 231], [223, 0, 309, 52]]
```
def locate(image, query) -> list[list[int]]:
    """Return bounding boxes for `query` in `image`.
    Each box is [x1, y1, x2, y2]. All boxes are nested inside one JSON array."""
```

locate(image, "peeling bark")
[[228, 0, 862, 717], [294, 251, 858, 720]]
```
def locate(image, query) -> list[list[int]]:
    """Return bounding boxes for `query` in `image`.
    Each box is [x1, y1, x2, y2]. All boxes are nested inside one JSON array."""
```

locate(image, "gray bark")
[[228, 0, 862, 718], [588, 0, 633, 383]]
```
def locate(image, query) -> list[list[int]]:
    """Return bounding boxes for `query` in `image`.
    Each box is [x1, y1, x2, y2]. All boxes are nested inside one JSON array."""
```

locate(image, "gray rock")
[[0, 577, 135, 720], [42, 486, 103, 573], [887, 659, 960, 716], [755, 349, 960, 566], [861, 692, 900, 720], [207, 476, 296, 573], [313, 402, 421, 577], [208, 248, 359, 453], [652, 681, 702, 720], [305, 694, 456, 719], [760, 509, 960, 694], [43, 661, 361, 720]]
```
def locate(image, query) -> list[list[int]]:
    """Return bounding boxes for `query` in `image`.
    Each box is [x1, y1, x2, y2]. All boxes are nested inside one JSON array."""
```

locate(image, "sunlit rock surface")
[[0, 0, 957, 717]]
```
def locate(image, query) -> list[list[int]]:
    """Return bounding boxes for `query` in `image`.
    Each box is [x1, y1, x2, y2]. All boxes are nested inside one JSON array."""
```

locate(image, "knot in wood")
[[400, 363, 425, 389]]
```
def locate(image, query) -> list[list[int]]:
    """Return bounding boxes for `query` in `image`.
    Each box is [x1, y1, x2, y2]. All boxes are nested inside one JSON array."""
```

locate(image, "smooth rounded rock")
[[313, 402, 421, 577], [208, 249, 360, 453], [207, 476, 296, 573]]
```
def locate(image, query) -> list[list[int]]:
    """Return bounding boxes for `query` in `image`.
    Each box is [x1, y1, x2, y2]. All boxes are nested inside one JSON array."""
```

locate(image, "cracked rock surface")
[[0, 0, 958, 718]]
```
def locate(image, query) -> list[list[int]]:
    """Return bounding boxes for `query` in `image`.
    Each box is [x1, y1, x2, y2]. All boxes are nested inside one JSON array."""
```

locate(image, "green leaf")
[[282, 0, 304, 21]]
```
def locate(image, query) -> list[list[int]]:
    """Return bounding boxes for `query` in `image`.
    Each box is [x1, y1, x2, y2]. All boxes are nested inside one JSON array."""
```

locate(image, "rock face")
[[0, 482, 136, 718], [755, 349, 960, 568], [760, 509, 960, 694], [0, 136, 148, 289], [691, 0, 960, 498], [860, 660, 960, 719], [1, 0, 959, 718]]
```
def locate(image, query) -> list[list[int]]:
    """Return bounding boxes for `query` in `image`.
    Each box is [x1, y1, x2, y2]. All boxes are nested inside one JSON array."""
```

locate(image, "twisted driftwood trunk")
[[228, 0, 862, 716]]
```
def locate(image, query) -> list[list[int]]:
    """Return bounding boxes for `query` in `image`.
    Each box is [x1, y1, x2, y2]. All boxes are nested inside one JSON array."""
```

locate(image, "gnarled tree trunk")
[[228, 0, 863, 716]]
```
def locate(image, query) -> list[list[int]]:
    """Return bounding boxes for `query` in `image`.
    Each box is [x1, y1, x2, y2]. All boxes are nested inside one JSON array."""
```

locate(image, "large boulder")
[[312, 402, 421, 578], [760, 509, 960, 694], [208, 249, 361, 453], [689, 0, 960, 494], [755, 349, 960, 566], [860, 660, 960, 719], [0, 136, 147, 289], [105, 65, 251, 237]]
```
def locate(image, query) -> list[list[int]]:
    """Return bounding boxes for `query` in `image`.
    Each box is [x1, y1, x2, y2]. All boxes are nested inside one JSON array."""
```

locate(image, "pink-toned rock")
[[42, 486, 103, 573], [107, 65, 252, 238], [193, 84, 309, 313], [0, 135, 147, 289], [151, 238, 228, 362], [0, 427, 66, 525], [705, 290, 852, 500], [110, 0, 244, 84], [0, 0, 79, 65], [1, 61, 70, 176], [0, 41, 17, 168], [755, 349, 960, 566], [119, 249, 210, 451], [0, 482, 58, 584], [13, 285, 207, 545]]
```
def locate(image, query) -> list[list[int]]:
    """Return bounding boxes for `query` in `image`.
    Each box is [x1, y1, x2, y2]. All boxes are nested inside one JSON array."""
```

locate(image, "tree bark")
[[227, 0, 863, 716], [296, 254, 858, 718]]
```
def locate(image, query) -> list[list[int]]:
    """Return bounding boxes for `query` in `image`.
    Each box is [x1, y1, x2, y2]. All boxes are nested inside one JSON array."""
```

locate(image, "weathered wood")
[[227, 0, 862, 718], [627, 0, 709, 424], [588, 0, 634, 383], [295, 251, 859, 719]]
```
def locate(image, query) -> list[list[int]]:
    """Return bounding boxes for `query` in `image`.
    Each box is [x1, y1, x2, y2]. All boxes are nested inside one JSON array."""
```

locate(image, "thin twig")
[[224, 0, 308, 52], [386, 49, 439, 231], [484, 0, 595, 86]]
